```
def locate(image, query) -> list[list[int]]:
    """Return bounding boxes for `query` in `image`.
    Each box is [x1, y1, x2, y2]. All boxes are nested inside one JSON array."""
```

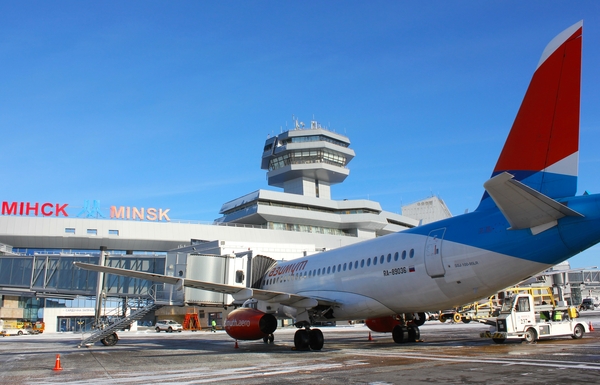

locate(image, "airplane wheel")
[[294, 329, 310, 350], [439, 314, 447, 323], [453, 313, 462, 323], [392, 325, 407, 344], [309, 329, 324, 351], [407, 325, 420, 342], [268, 333, 275, 343], [101, 332, 119, 346]]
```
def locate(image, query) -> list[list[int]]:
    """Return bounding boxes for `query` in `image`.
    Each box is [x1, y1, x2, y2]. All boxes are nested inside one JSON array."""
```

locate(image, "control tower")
[[260, 119, 355, 199]]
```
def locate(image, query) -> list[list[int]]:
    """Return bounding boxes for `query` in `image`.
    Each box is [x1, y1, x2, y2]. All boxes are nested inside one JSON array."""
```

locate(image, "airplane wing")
[[483, 172, 584, 234], [73, 262, 335, 308]]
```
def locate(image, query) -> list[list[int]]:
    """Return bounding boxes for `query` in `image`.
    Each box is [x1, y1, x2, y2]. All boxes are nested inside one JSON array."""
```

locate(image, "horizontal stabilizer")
[[73, 262, 334, 307], [483, 172, 583, 233]]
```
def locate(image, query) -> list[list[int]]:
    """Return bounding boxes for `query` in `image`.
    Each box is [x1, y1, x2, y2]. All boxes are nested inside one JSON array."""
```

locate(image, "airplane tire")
[[492, 337, 506, 344], [392, 325, 407, 344], [439, 314, 447, 323], [309, 329, 324, 351], [453, 313, 462, 323], [407, 325, 420, 342], [101, 332, 119, 346], [294, 329, 310, 350]]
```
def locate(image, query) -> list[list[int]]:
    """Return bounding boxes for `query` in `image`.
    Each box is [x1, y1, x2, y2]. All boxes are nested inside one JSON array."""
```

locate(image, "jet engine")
[[365, 316, 402, 333], [224, 307, 278, 340]]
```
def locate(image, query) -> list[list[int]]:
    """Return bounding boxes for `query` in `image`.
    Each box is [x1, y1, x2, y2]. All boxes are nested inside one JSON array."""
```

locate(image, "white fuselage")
[[260, 229, 548, 321]]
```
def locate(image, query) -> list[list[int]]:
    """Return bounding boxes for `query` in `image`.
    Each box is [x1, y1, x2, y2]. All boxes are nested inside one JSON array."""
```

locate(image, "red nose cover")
[[224, 307, 278, 340]]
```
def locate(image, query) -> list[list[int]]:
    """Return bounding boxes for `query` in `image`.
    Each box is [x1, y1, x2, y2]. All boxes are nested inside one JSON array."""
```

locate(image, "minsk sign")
[[1, 200, 171, 222]]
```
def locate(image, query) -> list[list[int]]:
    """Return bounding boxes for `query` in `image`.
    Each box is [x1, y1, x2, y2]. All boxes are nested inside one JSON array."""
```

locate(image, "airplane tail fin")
[[478, 21, 582, 211]]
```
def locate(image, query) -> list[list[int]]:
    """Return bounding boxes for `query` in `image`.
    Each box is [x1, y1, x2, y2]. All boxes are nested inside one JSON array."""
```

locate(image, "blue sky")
[[2, 2, 600, 268]]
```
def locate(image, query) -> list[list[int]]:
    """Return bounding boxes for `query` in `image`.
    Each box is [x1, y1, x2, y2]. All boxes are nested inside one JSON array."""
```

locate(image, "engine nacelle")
[[224, 307, 278, 340], [365, 316, 402, 333]]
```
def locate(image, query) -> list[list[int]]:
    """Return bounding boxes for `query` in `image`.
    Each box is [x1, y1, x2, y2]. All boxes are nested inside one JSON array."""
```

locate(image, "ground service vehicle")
[[481, 294, 589, 343], [155, 320, 183, 333], [76, 22, 600, 351], [580, 298, 595, 310], [0, 319, 28, 336]]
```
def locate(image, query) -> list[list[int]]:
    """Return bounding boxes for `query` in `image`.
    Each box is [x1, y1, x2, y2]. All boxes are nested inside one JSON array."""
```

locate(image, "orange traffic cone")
[[234, 340, 239, 349], [53, 354, 63, 371], [590, 322, 594, 332], [368, 332, 373, 341]]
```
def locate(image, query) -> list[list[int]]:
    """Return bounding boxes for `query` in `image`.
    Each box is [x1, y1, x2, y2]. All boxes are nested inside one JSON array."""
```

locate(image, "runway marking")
[[345, 350, 600, 371]]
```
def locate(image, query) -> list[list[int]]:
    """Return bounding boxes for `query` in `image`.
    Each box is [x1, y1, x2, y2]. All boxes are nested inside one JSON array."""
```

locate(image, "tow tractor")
[[481, 293, 589, 343]]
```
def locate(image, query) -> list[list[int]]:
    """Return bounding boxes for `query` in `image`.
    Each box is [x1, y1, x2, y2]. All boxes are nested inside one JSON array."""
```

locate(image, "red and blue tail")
[[479, 21, 582, 210]]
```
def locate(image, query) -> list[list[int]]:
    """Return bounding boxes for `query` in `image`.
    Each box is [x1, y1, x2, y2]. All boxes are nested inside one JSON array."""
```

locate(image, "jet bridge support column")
[[94, 246, 108, 326]]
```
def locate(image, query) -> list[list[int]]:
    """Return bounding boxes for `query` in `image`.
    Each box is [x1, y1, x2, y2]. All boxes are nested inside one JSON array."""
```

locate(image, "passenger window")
[[309, 271, 312, 277], [338, 264, 342, 272], [317, 268, 321, 276], [380, 255, 385, 264], [387, 253, 392, 263], [367, 258, 371, 266], [343, 263, 347, 271], [361, 259, 365, 267], [373, 257, 378, 266], [402, 250, 407, 260], [348, 262, 352, 270], [327, 266, 331, 274], [409, 249, 415, 258], [354, 261, 358, 269], [394, 252, 399, 261]]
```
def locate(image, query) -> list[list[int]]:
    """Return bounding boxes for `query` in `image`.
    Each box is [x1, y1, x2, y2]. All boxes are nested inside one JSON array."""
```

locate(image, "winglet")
[[479, 21, 582, 210]]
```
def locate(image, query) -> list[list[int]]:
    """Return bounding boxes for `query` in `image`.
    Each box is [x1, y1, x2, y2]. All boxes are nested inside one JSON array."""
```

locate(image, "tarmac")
[[1, 311, 599, 385]]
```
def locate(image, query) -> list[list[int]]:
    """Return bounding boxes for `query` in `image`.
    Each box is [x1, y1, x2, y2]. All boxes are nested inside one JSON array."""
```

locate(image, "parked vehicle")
[[580, 298, 596, 310], [155, 320, 183, 333], [481, 294, 588, 343]]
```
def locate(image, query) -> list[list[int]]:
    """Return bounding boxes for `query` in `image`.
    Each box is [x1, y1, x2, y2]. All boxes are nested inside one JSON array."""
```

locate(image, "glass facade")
[[0, 254, 165, 298]]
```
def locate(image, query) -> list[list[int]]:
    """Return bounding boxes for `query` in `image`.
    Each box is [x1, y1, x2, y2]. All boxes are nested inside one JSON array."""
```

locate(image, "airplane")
[[75, 20, 597, 350]]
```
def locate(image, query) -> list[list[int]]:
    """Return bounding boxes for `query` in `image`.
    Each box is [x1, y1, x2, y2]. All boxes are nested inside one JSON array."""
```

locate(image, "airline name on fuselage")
[[267, 260, 308, 277]]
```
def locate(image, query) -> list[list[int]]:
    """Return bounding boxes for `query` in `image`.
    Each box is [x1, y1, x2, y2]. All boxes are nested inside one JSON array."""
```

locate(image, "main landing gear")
[[392, 324, 420, 344], [293, 326, 324, 351]]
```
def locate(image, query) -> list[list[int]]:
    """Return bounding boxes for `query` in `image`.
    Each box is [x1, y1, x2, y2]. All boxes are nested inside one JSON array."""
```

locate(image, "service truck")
[[0, 319, 27, 336], [481, 293, 589, 343]]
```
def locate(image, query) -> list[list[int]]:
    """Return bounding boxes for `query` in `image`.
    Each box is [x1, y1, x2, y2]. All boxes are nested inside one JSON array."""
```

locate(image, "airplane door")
[[424, 228, 446, 278]]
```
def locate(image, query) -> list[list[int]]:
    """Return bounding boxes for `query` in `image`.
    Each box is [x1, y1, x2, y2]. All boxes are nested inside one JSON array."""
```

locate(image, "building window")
[[65, 228, 75, 234], [108, 229, 119, 236], [87, 229, 97, 235]]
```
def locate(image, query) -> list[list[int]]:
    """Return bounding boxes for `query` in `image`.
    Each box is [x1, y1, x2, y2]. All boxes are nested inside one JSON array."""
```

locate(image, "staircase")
[[78, 303, 161, 348]]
